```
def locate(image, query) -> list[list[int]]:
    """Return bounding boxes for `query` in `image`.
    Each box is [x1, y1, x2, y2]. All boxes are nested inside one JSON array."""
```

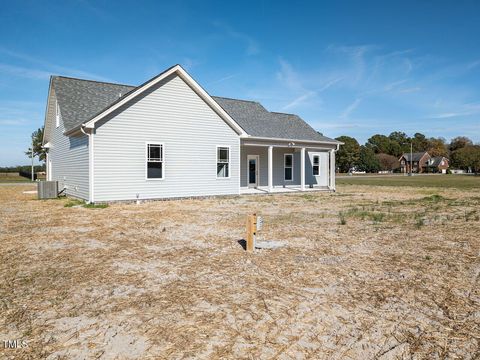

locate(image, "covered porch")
[[239, 137, 338, 194], [240, 185, 330, 195]]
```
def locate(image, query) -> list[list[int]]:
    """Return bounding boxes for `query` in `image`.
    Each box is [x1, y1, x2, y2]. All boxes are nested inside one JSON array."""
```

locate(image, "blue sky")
[[1, 0, 479, 166]]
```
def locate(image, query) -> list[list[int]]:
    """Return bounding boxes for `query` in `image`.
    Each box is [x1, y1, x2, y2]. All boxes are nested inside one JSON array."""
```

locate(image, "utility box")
[[37, 181, 58, 199]]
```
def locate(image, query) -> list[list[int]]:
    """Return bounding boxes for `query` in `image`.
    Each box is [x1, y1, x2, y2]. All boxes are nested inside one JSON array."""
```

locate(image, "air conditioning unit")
[[38, 181, 58, 199]]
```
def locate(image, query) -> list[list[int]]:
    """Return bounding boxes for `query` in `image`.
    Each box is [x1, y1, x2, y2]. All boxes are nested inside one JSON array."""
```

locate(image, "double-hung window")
[[217, 146, 230, 178], [146, 143, 164, 179], [312, 155, 320, 176], [284, 153, 293, 181]]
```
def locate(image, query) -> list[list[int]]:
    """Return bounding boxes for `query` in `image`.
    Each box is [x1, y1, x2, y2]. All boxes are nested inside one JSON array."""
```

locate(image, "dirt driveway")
[[0, 185, 479, 359]]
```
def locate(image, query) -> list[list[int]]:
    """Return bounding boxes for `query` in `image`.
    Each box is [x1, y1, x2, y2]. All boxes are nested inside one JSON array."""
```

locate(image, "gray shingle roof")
[[212, 96, 339, 143], [429, 156, 448, 167], [401, 152, 430, 162], [52, 76, 339, 143], [53, 76, 135, 132]]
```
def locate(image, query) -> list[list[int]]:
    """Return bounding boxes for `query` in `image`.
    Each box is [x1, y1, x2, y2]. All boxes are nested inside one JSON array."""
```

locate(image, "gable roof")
[[401, 152, 430, 162], [212, 97, 338, 143], [53, 76, 135, 132], [429, 156, 449, 167], [49, 64, 338, 144]]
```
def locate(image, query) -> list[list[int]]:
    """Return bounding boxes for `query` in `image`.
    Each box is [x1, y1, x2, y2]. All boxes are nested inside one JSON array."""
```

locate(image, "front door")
[[247, 155, 259, 188]]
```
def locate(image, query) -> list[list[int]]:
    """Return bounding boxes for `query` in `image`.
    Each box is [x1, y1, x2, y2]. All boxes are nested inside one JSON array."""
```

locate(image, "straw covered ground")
[[0, 183, 479, 359]]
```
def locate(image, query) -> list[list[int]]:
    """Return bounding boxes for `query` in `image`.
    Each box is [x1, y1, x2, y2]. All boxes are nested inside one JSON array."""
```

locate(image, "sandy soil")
[[0, 184, 479, 359]]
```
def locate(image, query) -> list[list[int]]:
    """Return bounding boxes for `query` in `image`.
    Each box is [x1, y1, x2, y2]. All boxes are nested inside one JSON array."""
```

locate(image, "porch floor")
[[240, 185, 331, 195]]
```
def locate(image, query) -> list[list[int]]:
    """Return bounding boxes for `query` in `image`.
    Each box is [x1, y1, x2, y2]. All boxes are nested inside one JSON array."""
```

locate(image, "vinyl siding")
[[93, 74, 240, 202], [240, 146, 329, 187], [48, 89, 90, 200], [306, 151, 329, 186]]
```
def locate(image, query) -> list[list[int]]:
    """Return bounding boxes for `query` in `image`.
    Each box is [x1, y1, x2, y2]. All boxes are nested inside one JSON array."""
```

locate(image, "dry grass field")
[[1, 182, 479, 359]]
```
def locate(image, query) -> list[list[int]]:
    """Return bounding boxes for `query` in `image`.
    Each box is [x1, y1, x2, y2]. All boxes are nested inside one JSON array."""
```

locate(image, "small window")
[[217, 146, 230, 178], [312, 155, 320, 176], [284, 153, 293, 181], [146, 143, 163, 179], [55, 101, 60, 128]]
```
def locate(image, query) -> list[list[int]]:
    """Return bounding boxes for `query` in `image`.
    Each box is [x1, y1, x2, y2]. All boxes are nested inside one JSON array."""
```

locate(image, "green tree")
[[451, 145, 480, 173], [411, 133, 429, 152], [335, 135, 361, 172], [388, 131, 411, 153], [358, 146, 380, 173], [449, 136, 473, 152], [25, 127, 46, 162], [366, 134, 402, 156], [427, 137, 448, 157], [366, 134, 391, 154]]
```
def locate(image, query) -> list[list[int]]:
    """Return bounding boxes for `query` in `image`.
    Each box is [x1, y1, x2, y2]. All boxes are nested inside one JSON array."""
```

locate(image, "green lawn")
[[0, 174, 32, 183], [337, 174, 480, 189]]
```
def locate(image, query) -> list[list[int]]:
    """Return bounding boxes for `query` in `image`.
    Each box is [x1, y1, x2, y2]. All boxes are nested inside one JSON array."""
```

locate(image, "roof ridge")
[[212, 95, 260, 104], [53, 75, 135, 88], [270, 111, 297, 116]]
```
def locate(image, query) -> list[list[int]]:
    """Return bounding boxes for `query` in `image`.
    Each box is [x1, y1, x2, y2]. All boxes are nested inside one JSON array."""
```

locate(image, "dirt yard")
[[1, 184, 479, 359]]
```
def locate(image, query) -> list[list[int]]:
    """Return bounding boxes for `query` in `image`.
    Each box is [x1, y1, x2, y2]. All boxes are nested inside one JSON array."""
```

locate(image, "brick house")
[[399, 152, 431, 173], [426, 156, 450, 174]]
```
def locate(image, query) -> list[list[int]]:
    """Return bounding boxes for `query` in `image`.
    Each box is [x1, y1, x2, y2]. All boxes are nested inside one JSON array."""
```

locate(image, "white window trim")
[[312, 155, 320, 176], [145, 142, 165, 181], [216, 145, 231, 179], [55, 100, 60, 128], [284, 153, 294, 181]]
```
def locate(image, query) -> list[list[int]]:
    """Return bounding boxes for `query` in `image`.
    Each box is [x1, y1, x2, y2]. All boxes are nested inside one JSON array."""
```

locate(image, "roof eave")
[[42, 76, 54, 145], [245, 135, 342, 145], [80, 64, 247, 137], [64, 124, 84, 136]]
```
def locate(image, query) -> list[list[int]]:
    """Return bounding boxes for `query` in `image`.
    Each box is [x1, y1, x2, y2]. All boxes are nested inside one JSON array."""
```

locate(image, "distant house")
[[426, 156, 450, 174], [399, 152, 450, 174], [42, 64, 342, 203], [399, 152, 431, 173]]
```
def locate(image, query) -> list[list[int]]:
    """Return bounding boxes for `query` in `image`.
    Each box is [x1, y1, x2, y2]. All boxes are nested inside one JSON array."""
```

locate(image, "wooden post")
[[246, 213, 257, 252]]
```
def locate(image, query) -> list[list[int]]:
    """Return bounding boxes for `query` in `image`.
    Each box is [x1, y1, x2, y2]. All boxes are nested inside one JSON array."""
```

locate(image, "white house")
[[42, 64, 342, 202]]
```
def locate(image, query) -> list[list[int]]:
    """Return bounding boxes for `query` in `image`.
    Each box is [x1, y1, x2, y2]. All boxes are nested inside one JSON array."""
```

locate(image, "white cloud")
[[0, 63, 51, 80], [213, 22, 259, 56], [428, 102, 480, 118], [398, 87, 421, 93], [340, 98, 362, 119], [282, 91, 316, 111], [208, 73, 238, 85], [0, 47, 112, 81], [318, 77, 344, 92], [0, 119, 28, 126]]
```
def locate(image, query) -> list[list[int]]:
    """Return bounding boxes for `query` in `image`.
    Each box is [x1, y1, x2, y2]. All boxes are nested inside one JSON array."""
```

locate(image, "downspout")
[[330, 143, 340, 192], [80, 125, 94, 204]]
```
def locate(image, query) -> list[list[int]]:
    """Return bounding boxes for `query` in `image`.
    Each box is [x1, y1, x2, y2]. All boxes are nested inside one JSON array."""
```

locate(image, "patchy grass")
[[83, 203, 109, 209], [64, 198, 84, 207], [64, 198, 109, 209], [337, 174, 480, 189], [0, 184, 479, 359]]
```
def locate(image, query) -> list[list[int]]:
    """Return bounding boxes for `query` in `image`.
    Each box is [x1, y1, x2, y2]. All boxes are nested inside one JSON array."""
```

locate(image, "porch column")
[[300, 147, 306, 191], [268, 146, 273, 192], [329, 150, 336, 191]]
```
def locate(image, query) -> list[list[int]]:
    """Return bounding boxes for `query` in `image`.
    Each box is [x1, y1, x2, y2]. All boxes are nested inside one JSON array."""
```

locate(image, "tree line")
[[335, 132, 480, 173]]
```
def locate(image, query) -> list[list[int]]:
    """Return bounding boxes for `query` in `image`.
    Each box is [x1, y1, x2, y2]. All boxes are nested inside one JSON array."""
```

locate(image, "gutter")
[[64, 123, 84, 136], [244, 135, 344, 146]]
